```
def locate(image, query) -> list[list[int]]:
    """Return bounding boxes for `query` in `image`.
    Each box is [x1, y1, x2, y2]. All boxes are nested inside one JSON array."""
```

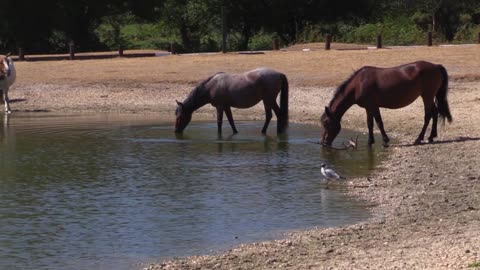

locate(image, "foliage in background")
[[335, 17, 425, 45], [1, 0, 480, 53]]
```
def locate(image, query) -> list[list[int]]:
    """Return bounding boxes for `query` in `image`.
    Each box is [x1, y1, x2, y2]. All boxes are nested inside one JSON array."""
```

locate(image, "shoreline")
[[8, 47, 480, 269], [9, 81, 480, 270]]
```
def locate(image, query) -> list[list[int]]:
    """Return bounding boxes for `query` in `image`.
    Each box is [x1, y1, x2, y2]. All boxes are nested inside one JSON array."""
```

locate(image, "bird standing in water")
[[321, 163, 346, 180]]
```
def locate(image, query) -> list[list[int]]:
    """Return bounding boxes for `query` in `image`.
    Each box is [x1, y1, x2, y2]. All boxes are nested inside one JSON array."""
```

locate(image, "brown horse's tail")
[[278, 73, 289, 133], [436, 65, 453, 123]]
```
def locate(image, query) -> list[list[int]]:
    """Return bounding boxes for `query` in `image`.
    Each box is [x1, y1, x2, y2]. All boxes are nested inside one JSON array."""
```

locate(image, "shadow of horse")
[[395, 136, 480, 148], [9, 98, 27, 103]]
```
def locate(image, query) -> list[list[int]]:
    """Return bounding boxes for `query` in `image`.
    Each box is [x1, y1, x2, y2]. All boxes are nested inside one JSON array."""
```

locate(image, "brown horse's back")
[[357, 61, 444, 109]]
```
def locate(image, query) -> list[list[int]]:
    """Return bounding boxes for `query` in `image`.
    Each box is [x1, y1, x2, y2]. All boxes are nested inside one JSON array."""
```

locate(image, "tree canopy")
[[0, 0, 479, 53]]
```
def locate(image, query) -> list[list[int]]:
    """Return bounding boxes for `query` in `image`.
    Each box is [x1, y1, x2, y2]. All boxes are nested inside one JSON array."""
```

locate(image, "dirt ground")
[[7, 45, 480, 269]]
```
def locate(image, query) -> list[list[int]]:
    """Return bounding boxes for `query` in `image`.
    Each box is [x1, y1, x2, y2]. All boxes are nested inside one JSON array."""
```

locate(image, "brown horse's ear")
[[176, 100, 183, 107], [324, 106, 331, 117]]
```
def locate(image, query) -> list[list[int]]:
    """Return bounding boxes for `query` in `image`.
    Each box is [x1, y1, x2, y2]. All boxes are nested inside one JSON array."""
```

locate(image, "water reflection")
[[0, 114, 385, 270]]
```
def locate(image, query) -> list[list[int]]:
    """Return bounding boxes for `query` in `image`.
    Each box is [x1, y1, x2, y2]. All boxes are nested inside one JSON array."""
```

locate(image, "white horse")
[[0, 53, 16, 114]]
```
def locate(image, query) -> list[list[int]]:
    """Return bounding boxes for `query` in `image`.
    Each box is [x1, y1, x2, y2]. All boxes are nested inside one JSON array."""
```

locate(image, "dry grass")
[[15, 45, 480, 87]]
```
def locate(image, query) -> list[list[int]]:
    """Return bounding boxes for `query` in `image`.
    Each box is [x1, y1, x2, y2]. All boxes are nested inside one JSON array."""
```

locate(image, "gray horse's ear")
[[324, 106, 331, 117], [6, 52, 11, 57]]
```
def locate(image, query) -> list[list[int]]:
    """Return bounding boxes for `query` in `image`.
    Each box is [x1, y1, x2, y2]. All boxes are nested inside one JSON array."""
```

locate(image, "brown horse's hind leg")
[[428, 106, 438, 143], [224, 107, 238, 134], [415, 102, 434, 145], [373, 108, 390, 146]]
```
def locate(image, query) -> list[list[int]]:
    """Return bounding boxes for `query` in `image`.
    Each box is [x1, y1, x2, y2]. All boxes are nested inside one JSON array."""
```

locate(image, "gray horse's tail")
[[278, 73, 289, 133], [436, 65, 452, 123]]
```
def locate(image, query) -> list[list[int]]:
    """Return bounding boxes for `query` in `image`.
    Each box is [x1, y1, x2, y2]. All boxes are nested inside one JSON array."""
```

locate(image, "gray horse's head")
[[174, 100, 192, 133]]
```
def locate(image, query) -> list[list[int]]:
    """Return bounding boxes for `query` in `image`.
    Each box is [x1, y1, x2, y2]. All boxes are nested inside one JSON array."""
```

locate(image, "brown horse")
[[321, 61, 452, 146], [175, 68, 289, 135]]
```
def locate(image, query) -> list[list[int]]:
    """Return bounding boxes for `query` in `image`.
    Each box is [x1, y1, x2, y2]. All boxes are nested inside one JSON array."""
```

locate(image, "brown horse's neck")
[[328, 69, 362, 121], [329, 89, 355, 121]]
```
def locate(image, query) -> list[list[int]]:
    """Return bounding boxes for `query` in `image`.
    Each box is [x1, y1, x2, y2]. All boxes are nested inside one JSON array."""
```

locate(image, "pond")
[[0, 113, 385, 270]]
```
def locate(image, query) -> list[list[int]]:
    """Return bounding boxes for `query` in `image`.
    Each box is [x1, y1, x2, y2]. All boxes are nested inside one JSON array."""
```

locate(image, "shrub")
[[248, 31, 275, 50]]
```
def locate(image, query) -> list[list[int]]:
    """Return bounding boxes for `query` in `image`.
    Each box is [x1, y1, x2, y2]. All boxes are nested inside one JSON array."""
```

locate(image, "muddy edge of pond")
[[10, 81, 480, 269]]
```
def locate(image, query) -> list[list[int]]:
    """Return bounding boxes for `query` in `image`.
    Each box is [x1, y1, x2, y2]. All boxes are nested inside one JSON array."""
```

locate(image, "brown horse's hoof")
[[414, 139, 423, 145]]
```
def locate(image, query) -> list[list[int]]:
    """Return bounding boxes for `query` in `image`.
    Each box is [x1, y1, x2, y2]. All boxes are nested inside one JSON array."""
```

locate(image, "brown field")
[[15, 45, 480, 87], [9, 45, 480, 269]]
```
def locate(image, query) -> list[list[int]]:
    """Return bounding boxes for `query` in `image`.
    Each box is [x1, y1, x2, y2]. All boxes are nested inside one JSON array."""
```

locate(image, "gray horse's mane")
[[184, 72, 225, 110]]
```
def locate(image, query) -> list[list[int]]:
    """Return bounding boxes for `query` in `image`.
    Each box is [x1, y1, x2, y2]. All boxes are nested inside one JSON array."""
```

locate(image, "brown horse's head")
[[320, 106, 341, 146], [175, 100, 192, 133]]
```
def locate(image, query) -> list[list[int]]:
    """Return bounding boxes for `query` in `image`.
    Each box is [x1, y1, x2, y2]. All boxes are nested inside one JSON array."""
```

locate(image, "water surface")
[[0, 113, 385, 270]]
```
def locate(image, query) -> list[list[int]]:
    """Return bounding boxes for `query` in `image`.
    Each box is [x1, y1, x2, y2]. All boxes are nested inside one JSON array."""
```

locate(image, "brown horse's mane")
[[184, 72, 225, 111], [329, 68, 364, 108]]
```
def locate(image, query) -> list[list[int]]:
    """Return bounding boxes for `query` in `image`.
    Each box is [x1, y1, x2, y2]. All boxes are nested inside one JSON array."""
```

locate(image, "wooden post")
[[376, 35, 382, 49], [221, 6, 227, 53], [18, 48, 25, 61], [69, 41, 75, 60], [272, 37, 279, 50], [427, 32, 433, 46], [325, 34, 331, 50], [119, 45, 124, 57], [478, 32, 480, 44]]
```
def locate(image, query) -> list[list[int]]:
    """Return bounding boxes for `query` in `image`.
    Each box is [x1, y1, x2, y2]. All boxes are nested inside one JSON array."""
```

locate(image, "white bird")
[[321, 163, 346, 180]]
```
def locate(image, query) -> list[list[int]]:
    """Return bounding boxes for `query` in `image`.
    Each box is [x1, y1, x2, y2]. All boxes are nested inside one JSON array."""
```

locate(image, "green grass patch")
[[468, 261, 480, 268]]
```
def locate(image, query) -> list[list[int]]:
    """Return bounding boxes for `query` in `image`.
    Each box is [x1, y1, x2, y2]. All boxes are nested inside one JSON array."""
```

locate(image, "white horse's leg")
[[4, 87, 11, 114]]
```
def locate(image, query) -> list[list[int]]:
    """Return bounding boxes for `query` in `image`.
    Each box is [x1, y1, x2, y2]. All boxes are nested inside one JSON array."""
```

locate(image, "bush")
[[248, 31, 275, 50], [121, 23, 178, 51], [454, 24, 480, 43], [336, 16, 425, 45]]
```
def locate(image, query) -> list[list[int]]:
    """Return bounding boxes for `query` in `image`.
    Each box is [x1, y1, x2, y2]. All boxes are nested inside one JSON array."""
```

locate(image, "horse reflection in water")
[[321, 61, 452, 146], [175, 68, 289, 135]]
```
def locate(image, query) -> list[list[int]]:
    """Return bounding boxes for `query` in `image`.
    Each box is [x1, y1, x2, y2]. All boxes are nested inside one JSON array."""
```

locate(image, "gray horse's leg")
[[270, 102, 285, 134], [262, 103, 273, 134], [224, 107, 238, 134], [4, 87, 10, 114], [216, 107, 224, 134], [373, 107, 389, 145], [1, 89, 8, 114]]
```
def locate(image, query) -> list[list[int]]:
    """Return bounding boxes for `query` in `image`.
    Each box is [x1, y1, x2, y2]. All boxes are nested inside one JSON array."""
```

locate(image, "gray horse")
[[175, 68, 289, 135]]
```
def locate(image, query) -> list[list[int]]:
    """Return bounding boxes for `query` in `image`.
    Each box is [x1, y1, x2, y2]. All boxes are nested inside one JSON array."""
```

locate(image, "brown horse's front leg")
[[366, 110, 375, 146], [224, 107, 238, 134], [216, 107, 224, 134]]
